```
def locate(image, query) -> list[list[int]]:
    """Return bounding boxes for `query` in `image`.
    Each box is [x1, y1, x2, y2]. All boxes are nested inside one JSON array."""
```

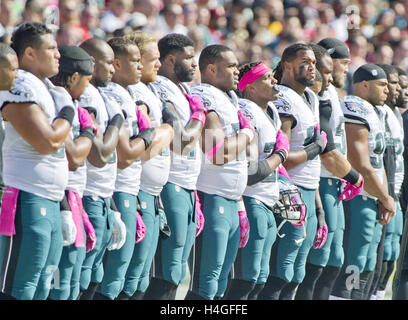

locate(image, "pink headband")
[[238, 63, 272, 92]]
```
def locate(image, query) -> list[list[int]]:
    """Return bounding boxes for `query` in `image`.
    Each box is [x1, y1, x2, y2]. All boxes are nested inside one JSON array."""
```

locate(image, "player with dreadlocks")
[[222, 61, 290, 299]]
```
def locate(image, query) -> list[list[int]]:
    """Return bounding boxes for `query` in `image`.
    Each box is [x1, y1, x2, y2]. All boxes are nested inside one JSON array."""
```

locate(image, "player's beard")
[[94, 77, 109, 87], [396, 94, 407, 108], [332, 74, 344, 89], [174, 61, 194, 83], [294, 66, 315, 87], [296, 75, 315, 87]]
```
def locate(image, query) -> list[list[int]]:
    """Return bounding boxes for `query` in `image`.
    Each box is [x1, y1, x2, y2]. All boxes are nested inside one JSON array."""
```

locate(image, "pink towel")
[[0, 186, 20, 236], [67, 190, 85, 248]]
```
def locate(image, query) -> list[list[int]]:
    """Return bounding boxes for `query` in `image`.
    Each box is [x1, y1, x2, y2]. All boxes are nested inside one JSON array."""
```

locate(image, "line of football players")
[[0, 21, 406, 301]]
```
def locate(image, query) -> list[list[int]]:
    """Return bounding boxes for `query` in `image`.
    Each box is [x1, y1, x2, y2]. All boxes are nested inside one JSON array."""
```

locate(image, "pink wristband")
[[191, 110, 206, 127]]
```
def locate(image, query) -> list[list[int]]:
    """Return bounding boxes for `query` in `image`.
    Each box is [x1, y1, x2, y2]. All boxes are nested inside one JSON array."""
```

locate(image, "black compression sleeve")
[[79, 127, 95, 142], [342, 167, 360, 185], [83, 106, 97, 118], [55, 106, 75, 126], [319, 100, 336, 154], [108, 114, 124, 130], [247, 159, 271, 186]]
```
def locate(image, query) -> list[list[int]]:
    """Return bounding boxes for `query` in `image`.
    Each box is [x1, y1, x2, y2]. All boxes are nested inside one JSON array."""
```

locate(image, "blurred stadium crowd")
[[0, 0, 407, 91]]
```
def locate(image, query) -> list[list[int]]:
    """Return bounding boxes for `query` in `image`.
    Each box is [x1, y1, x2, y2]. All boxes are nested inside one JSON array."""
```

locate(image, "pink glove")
[[313, 208, 328, 249], [314, 224, 328, 249], [135, 211, 146, 244], [315, 124, 327, 151], [194, 191, 205, 237], [82, 210, 97, 253], [136, 106, 151, 132], [0, 186, 19, 236], [290, 197, 307, 227], [78, 106, 97, 134], [238, 210, 250, 248], [185, 93, 208, 115], [274, 129, 290, 158], [338, 176, 364, 201], [278, 164, 291, 181], [237, 109, 254, 133]]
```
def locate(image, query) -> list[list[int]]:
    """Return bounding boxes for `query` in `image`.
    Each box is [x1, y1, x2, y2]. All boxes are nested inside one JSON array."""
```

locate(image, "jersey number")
[[335, 116, 346, 155], [370, 132, 385, 169], [231, 123, 245, 161]]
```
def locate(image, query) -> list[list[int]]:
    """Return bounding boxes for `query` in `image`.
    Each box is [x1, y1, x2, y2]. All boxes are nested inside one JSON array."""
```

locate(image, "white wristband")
[[240, 128, 254, 142]]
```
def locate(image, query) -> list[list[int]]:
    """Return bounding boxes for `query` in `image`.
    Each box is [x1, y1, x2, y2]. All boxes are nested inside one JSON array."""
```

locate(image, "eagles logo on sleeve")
[[78, 91, 92, 105], [238, 99, 257, 130], [190, 85, 214, 110], [273, 98, 292, 113], [343, 98, 370, 117], [10, 79, 35, 101], [199, 95, 212, 109], [99, 86, 124, 108]]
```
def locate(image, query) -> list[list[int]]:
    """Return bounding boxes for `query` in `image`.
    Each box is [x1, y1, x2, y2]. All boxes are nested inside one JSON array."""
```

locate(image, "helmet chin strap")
[[276, 215, 307, 244], [273, 179, 308, 242]]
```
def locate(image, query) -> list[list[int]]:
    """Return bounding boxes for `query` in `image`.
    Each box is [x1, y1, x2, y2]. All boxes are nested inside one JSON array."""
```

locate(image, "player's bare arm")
[[2, 102, 71, 155]]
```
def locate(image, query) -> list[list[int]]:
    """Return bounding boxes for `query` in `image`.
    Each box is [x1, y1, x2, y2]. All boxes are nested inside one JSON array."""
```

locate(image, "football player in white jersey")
[[223, 61, 290, 300], [182, 44, 254, 300], [331, 64, 395, 300], [121, 31, 174, 300], [76, 38, 126, 300], [367, 64, 404, 300], [144, 33, 209, 300], [0, 43, 17, 205], [312, 38, 362, 300], [0, 22, 73, 300], [47, 46, 96, 300], [94, 37, 169, 300], [298, 42, 364, 300], [258, 43, 327, 300]]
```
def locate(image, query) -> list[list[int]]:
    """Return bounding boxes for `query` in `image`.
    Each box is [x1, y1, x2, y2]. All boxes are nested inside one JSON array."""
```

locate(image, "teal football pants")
[[308, 178, 345, 268], [158, 182, 196, 285], [235, 196, 277, 284], [198, 192, 240, 300], [123, 189, 160, 295], [80, 196, 112, 290], [99, 192, 137, 299], [0, 191, 62, 300], [383, 200, 403, 262]]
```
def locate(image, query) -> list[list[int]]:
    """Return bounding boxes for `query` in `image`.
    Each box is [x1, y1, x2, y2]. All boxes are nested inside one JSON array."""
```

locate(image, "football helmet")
[[272, 179, 307, 226]]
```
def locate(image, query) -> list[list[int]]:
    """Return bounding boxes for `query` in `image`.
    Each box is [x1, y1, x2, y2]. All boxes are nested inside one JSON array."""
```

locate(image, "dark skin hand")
[[345, 122, 395, 225], [65, 134, 93, 171]]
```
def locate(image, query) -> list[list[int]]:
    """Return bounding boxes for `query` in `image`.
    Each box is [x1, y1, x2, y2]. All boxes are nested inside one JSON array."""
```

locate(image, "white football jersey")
[[78, 83, 118, 199], [342, 95, 386, 200], [66, 100, 87, 197], [320, 84, 347, 179], [190, 83, 248, 200], [239, 99, 280, 207], [149, 76, 202, 191], [274, 85, 321, 189], [382, 104, 404, 195], [99, 82, 142, 196], [127, 81, 171, 196], [0, 70, 68, 201]]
